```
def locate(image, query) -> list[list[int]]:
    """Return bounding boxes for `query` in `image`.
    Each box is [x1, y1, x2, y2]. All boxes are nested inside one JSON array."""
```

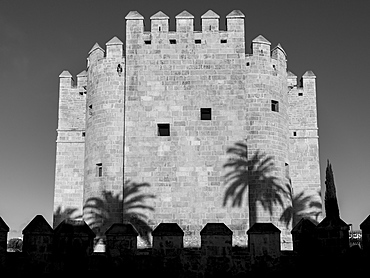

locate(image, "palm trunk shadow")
[[223, 140, 287, 228]]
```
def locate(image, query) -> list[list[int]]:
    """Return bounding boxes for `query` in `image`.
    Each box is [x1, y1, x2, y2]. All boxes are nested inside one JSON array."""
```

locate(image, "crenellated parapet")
[[125, 9, 245, 52], [288, 70, 318, 134], [57, 70, 86, 139], [87, 37, 124, 68], [245, 35, 288, 79], [125, 9, 245, 33]]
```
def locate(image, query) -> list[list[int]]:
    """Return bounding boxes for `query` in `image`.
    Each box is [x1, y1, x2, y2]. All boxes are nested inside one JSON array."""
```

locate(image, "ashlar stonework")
[[53, 9, 322, 251]]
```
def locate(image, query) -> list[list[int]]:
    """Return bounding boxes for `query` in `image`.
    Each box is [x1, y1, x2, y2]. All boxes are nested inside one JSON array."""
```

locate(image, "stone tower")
[[54, 9, 322, 250]]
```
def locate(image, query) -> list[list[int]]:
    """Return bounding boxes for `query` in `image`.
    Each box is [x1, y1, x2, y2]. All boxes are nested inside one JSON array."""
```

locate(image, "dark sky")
[[1, 0, 370, 238]]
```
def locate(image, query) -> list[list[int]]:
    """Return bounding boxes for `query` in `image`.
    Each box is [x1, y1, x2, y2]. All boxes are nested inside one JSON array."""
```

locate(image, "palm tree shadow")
[[280, 183, 322, 228], [223, 140, 287, 227], [83, 180, 155, 245], [53, 206, 81, 228]]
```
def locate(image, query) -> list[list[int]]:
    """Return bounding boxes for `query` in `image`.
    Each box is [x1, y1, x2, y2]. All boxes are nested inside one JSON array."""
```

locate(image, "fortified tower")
[[83, 37, 125, 235], [54, 9, 322, 250], [244, 36, 291, 244], [54, 70, 86, 225]]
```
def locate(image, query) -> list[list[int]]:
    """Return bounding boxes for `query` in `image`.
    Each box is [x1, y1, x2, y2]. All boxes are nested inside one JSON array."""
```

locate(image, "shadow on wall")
[[222, 139, 321, 228], [280, 184, 322, 228], [54, 180, 156, 245]]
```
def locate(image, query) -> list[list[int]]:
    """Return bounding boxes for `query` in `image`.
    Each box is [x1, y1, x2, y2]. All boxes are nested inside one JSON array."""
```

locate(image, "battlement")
[[58, 70, 87, 89], [287, 70, 316, 89], [125, 9, 244, 36], [87, 36, 124, 67]]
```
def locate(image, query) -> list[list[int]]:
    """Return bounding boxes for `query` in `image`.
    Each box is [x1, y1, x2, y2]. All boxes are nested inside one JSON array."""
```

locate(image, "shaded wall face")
[[288, 78, 322, 226], [124, 19, 250, 242], [244, 50, 291, 248], [249, 234, 281, 258]]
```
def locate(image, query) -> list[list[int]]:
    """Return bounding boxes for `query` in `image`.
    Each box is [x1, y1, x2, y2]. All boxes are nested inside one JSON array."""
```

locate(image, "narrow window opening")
[[159, 26, 161, 31], [221, 39, 227, 44], [260, 49, 263, 53], [246, 62, 250, 66], [195, 39, 201, 44], [298, 92, 303, 96], [96, 163, 103, 177], [157, 123, 170, 136], [117, 64, 123, 76], [82, 132, 85, 137], [285, 163, 290, 179], [272, 65, 277, 76], [271, 100, 279, 112], [209, 25, 212, 31], [293, 131, 297, 136], [169, 39, 176, 44], [144, 40, 151, 45], [88, 104, 93, 116], [201, 108, 212, 120]]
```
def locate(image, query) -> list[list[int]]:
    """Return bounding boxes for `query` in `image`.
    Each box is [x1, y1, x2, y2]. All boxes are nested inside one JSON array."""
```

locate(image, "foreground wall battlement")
[[0, 214, 365, 276]]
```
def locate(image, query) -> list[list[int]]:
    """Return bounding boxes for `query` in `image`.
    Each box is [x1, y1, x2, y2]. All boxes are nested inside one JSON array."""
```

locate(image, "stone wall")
[[54, 8, 322, 252], [124, 10, 250, 247]]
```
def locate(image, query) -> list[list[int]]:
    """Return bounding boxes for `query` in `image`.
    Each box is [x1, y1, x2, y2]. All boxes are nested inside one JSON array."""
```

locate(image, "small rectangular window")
[[96, 163, 103, 177], [221, 39, 227, 44], [201, 108, 212, 120], [144, 40, 151, 45], [195, 39, 201, 44], [158, 123, 170, 136], [271, 100, 279, 112], [293, 131, 297, 136], [169, 39, 176, 44], [298, 92, 303, 96], [82, 132, 85, 137]]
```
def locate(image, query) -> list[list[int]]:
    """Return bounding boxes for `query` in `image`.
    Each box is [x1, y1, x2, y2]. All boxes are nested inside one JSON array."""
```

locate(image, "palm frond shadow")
[[280, 184, 322, 228], [83, 181, 155, 245], [53, 206, 81, 227], [223, 140, 288, 226]]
